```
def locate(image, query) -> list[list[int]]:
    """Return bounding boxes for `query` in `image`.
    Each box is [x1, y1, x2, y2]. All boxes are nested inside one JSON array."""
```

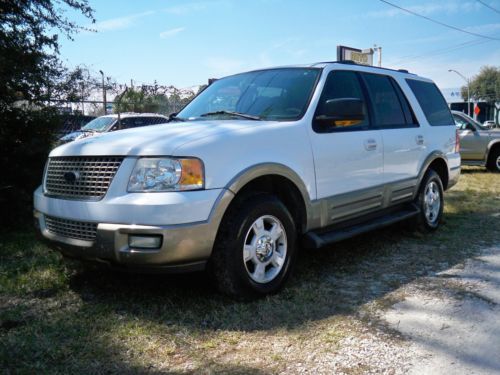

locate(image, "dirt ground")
[[1, 168, 499, 374]]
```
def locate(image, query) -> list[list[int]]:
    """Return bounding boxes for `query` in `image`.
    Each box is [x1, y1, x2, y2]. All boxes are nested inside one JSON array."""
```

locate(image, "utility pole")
[[99, 70, 107, 115], [81, 82, 85, 115], [373, 45, 382, 67], [448, 69, 470, 116]]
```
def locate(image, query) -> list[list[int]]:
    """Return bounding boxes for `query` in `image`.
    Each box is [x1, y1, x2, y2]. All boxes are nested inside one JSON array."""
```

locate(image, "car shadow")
[[460, 166, 488, 174], [66, 208, 498, 334]]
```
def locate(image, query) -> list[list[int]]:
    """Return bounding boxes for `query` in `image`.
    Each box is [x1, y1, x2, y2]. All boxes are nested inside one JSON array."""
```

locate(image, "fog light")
[[128, 235, 162, 249]]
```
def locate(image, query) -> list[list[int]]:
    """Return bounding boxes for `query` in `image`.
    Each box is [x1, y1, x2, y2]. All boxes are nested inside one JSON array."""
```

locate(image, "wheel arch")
[[223, 163, 318, 234], [417, 152, 450, 191], [486, 139, 500, 160]]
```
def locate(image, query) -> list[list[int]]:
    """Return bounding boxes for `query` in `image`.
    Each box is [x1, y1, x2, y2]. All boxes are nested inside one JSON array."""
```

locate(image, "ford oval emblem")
[[63, 171, 80, 183]]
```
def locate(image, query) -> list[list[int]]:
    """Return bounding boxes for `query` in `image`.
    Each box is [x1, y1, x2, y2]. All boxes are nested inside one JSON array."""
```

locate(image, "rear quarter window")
[[406, 79, 453, 126]]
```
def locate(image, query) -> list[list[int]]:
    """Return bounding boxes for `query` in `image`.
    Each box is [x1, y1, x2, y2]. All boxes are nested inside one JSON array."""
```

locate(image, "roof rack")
[[312, 60, 414, 75]]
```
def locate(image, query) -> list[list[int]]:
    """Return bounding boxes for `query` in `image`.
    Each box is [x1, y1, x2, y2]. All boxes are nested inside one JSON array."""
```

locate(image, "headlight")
[[128, 157, 204, 192]]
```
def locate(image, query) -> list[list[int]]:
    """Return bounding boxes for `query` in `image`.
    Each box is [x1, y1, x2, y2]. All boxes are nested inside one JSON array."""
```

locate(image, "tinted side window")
[[119, 117, 145, 129], [453, 114, 467, 129], [453, 114, 475, 131], [392, 80, 418, 125], [133, 118, 146, 127], [362, 74, 406, 128], [406, 79, 454, 126], [143, 117, 154, 125], [119, 118, 134, 129], [313, 70, 370, 132]]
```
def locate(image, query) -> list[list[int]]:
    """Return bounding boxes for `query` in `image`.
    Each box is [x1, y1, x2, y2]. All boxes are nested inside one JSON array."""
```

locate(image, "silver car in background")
[[452, 110, 500, 172]]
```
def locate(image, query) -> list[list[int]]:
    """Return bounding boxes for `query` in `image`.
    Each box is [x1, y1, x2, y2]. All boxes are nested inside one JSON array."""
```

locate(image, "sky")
[[59, 0, 500, 90]]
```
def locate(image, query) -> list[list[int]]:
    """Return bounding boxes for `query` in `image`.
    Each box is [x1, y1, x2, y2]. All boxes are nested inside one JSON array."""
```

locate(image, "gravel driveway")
[[384, 246, 500, 374]]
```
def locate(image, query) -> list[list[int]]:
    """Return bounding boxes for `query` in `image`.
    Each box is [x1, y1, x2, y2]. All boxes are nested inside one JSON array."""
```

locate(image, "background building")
[[441, 87, 498, 125]]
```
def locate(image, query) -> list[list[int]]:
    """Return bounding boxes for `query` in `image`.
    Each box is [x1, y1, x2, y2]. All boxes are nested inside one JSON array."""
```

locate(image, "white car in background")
[[58, 113, 168, 144]]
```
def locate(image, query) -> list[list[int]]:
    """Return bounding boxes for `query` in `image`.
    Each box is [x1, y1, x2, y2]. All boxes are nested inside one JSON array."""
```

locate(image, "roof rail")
[[312, 61, 414, 75]]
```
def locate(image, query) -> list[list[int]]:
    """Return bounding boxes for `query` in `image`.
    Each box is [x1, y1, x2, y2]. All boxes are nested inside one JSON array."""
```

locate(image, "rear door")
[[308, 69, 384, 224], [361, 73, 424, 204]]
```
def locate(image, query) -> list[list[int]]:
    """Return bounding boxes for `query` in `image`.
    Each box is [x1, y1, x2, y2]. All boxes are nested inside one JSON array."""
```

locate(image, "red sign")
[[474, 104, 481, 115]]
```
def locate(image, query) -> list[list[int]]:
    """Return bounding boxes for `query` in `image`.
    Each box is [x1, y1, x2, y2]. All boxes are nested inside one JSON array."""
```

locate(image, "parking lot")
[[1, 167, 499, 374]]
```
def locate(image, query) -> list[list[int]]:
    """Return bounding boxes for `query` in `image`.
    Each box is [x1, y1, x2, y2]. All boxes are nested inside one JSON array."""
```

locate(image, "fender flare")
[[227, 163, 310, 196], [210, 163, 319, 232], [416, 151, 449, 192], [486, 139, 500, 162]]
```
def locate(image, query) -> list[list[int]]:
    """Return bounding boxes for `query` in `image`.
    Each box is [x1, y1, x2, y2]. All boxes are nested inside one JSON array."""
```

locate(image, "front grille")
[[45, 156, 124, 200], [45, 215, 97, 242]]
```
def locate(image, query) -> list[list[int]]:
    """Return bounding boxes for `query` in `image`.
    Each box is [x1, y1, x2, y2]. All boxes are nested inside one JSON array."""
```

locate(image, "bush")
[[0, 107, 61, 230]]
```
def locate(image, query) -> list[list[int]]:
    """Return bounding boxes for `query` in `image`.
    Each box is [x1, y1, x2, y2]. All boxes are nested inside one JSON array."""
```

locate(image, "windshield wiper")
[[199, 111, 261, 121], [169, 114, 186, 122]]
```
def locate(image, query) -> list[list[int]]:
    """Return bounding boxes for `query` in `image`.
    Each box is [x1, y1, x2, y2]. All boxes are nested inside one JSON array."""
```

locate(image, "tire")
[[411, 169, 444, 232], [486, 148, 500, 173], [209, 193, 297, 299]]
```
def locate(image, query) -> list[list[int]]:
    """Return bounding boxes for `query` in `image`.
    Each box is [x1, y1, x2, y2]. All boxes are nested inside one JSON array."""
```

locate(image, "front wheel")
[[412, 170, 444, 232], [209, 194, 297, 299]]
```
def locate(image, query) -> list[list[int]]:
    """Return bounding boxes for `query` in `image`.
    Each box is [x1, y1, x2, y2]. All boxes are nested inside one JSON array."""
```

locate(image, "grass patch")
[[1, 167, 499, 373]]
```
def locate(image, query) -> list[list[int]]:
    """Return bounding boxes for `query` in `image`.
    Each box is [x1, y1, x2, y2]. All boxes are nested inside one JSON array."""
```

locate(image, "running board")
[[303, 206, 420, 249]]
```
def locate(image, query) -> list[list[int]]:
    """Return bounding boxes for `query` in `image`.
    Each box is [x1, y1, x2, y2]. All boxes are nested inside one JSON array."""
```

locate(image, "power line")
[[477, 0, 500, 14], [379, 0, 500, 41], [391, 39, 480, 64], [389, 38, 492, 66]]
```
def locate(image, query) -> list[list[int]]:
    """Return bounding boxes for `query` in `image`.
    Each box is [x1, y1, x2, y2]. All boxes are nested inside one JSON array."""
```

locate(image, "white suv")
[[34, 62, 460, 299]]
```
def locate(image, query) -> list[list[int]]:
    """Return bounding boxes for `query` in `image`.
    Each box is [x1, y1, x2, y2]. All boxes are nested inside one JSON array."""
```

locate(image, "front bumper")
[[34, 188, 234, 272], [447, 152, 461, 190], [448, 166, 460, 189]]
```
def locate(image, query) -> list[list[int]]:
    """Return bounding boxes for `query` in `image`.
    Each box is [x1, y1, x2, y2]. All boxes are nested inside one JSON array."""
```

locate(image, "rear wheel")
[[486, 148, 500, 172], [411, 169, 444, 232], [209, 194, 297, 299]]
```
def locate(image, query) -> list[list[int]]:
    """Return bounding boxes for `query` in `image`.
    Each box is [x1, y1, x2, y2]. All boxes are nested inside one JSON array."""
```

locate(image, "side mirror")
[[466, 124, 476, 132], [315, 98, 365, 127]]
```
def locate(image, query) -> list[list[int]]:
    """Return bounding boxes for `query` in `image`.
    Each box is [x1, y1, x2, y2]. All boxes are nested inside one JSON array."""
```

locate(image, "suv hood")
[[49, 121, 261, 157]]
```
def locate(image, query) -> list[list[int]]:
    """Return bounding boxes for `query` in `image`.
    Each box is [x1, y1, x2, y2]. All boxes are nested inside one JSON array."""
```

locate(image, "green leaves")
[[0, 0, 95, 106], [461, 66, 500, 104]]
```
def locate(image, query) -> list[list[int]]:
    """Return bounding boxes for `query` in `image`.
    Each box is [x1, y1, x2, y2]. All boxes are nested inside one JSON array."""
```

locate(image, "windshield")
[[81, 117, 116, 132], [177, 68, 321, 121]]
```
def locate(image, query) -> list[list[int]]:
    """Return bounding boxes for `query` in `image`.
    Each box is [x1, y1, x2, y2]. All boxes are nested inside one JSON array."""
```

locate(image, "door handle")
[[364, 138, 377, 151], [416, 135, 424, 145]]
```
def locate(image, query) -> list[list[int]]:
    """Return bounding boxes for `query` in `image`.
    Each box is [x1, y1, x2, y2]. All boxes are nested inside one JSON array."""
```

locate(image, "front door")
[[308, 70, 384, 225], [456, 118, 490, 161]]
